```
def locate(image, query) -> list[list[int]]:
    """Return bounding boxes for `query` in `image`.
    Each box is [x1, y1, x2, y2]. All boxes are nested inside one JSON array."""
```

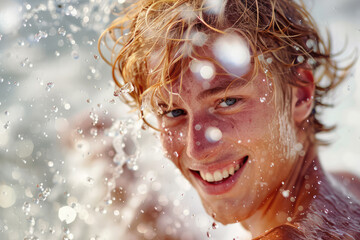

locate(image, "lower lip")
[[191, 157, 248, 195]]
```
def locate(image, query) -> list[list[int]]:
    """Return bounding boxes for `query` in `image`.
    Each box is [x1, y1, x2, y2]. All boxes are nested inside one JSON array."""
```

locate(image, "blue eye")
[[219, 98, 237, 108], [165, 109, 186, 118]]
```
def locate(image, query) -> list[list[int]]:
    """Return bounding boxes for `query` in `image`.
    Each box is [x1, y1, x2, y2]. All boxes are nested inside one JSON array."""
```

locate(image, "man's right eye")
[[165, 109, 186, 118]]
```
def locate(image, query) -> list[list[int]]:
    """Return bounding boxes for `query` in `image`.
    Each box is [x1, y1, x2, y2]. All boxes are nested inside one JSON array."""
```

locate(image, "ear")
[[292, 68, 315, 124]]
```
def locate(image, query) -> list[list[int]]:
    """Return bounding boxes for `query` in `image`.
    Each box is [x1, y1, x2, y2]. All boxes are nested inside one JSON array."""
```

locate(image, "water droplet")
[[307, 58, 316, 66], [306, 39, 316, 50], [64, 103, 71, 110], [293, 45, 300, 51], [90, 128, 98, 137], [46, 82, 54, 91], [20, 58, 29, 67], [191, 31, 208, 47], [282, 190, 290, 198], [200, 65, 215, 80], [3, 121, 10, 129], [205, 127, 222, 143], [58, 206, 77, 224], [34, 31, 48, 42], [259, 97, 266, 103], [0, 185, 16, 208], [86, 177, 94, 185], [203, 0, 223, 15], [113, 154, 126, 166], [38, 188, 51, 201], [71, 51, 79, 59], [212, 222, 218, 229], [57, 26, 66, 36], [89, 112, 98, 125], [297, 55, 305, 63], [212, 33, 251, 76], [294, 143, 303, 151], [52, 106, 58, 113], [127, 160, 139, 171], [22, 202, 31, 215], [195, 124, 202, 131]]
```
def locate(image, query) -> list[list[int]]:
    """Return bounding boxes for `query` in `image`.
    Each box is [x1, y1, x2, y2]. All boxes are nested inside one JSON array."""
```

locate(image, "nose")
[[185, 113, 222, 161]]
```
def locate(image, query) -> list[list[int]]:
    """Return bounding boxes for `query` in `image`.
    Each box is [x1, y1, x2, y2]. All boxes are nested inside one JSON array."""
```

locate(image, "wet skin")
[[153, 55, 360, 238]]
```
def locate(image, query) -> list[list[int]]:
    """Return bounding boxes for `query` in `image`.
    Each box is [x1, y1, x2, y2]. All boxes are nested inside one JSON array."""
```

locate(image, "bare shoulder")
[[331, 171, 360, 199], [253, 224, 305, 240]]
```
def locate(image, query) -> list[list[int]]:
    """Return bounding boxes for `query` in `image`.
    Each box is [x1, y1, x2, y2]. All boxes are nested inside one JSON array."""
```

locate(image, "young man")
[[100, 0, 360, 238]]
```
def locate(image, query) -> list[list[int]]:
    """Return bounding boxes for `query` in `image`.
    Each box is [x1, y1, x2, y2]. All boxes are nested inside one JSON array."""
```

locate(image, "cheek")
[[221, 101, 276, 142], [160, 129, 186, 165]]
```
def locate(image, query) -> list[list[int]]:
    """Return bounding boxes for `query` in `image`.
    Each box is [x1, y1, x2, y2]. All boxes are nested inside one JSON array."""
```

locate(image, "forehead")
[[147, 32, 255, 97]]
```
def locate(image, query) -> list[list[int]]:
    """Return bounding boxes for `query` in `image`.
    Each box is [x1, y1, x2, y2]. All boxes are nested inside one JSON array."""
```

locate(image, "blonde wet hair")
[[99, 0, 354, 144]]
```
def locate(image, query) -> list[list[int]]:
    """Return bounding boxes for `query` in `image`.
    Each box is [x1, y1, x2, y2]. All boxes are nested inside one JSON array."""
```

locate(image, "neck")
[[241, 142, 321, 237]]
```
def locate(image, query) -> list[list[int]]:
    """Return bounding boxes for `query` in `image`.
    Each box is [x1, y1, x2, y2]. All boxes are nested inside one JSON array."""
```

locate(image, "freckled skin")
[[157, 66, 298, 225], [154, 49, 360, 239]]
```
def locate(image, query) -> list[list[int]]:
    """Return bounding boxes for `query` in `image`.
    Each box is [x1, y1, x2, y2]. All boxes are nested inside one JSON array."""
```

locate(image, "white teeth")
[[213, 171, 222, 181], [205, 172, 214, 182], [229, 166, 235, 175], [199, 162, 242, 182], [222, 169, 229, 179], [200, 171, 206, 180]]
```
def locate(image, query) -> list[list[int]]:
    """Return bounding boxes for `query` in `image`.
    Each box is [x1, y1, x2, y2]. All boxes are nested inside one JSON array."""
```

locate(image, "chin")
[[200, 197, 255, 225]]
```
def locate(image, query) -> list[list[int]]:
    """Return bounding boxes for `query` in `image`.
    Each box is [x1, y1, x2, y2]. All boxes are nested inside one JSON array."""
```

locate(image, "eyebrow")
[[196, 78, 249, 101]]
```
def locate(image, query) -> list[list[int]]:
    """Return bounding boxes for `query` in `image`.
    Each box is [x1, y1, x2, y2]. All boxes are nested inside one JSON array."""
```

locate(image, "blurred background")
[[0, 0, 359, 239]]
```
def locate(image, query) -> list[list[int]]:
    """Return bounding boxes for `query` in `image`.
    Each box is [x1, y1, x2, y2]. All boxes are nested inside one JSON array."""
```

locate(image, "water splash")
[[114, 82, 134, 97]]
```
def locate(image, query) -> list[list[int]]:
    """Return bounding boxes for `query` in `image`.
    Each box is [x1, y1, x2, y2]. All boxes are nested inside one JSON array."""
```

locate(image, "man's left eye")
[[219, 98, 238, 108]]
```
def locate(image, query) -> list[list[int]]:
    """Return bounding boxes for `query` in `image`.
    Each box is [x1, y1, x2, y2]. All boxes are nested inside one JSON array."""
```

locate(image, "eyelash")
[[161, 97, 243, 118], [218, 98, 240, 108], [164, 109, 186, 118]]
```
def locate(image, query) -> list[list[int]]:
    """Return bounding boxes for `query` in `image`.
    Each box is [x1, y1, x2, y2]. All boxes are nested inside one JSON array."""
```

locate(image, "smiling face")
[[151, 36, 302, 224]]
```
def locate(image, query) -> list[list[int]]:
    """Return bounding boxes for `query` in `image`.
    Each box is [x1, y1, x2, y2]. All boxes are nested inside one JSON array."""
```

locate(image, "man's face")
[[154, 37, 300, 224]]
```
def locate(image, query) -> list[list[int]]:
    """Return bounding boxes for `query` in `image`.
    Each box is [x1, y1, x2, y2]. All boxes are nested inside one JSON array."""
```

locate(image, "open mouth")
[[191, 156, 249, 184]]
